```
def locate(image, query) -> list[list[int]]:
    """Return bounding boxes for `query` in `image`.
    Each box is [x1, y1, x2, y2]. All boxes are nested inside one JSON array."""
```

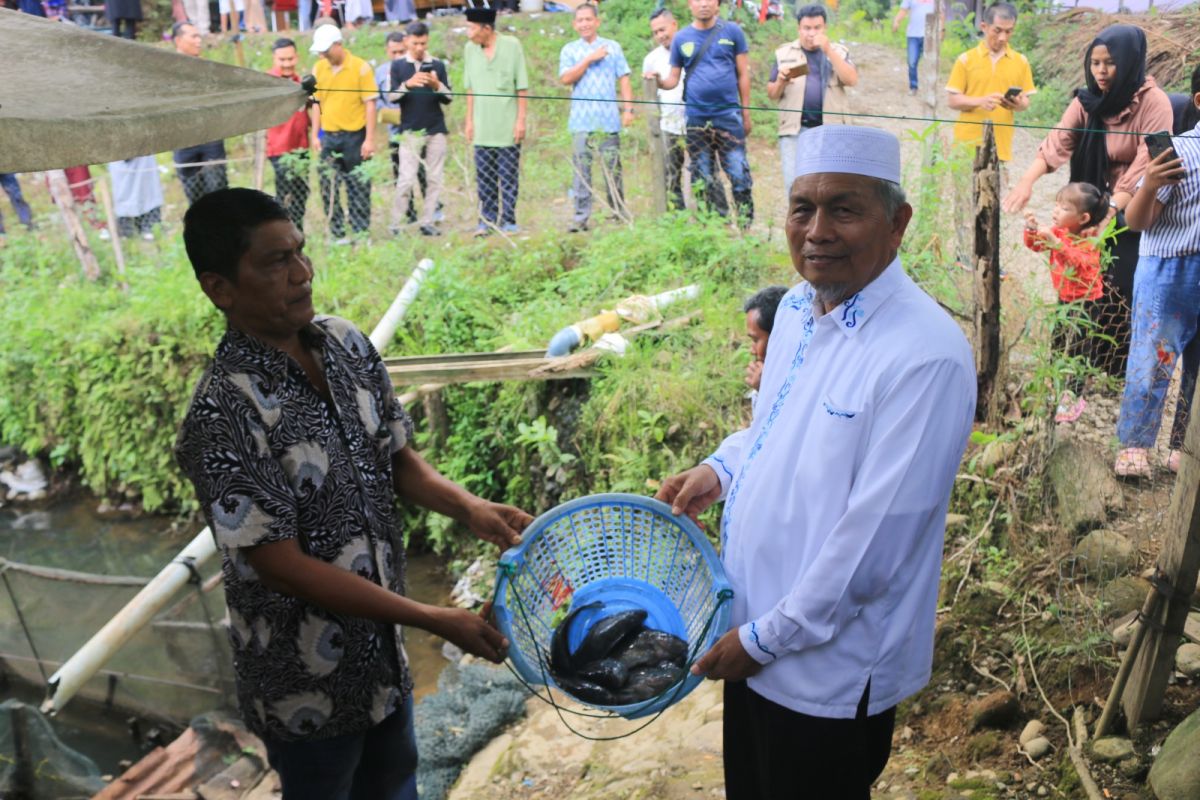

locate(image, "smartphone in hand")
[[1145, 130, 1174, 161], [1003, 86, 1022, 101]]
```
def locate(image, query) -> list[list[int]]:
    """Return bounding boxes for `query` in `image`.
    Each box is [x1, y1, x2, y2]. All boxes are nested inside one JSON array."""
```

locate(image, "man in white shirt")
[[657, 125, 975, 798], [642, 7, 687, 211]]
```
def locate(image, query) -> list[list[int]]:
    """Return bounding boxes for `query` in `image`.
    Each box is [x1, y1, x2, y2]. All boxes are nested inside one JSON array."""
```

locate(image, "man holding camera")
[[945, 2, 1035, 164]]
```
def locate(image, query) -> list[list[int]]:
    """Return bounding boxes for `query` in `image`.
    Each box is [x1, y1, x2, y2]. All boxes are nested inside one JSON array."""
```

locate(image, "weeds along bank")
[[0, 214, 792, 545]]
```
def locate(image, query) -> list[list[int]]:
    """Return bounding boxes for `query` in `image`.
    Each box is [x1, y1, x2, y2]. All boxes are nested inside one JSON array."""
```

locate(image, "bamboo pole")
[[46, 169, 101, 281], [94, 176, 128, 289], [643, 76, 668, 215], [253, 131, 267, 191]]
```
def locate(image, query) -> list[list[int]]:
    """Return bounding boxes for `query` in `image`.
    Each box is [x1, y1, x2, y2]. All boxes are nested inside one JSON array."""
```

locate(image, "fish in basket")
[[493, 493, 733, 720]]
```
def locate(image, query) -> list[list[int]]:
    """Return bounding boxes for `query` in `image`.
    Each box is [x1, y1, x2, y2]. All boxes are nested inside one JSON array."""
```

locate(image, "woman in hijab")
[[1003, 24, 1172, 378]]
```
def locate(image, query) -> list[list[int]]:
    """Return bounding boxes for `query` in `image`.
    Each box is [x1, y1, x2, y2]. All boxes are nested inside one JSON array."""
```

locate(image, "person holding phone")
[[767, 4, 857, 195], [944, 2, 1035, 165], [1113, 64, 1200, 478], [1003, 24, 1173, 382], [387, 22, 451, 237]]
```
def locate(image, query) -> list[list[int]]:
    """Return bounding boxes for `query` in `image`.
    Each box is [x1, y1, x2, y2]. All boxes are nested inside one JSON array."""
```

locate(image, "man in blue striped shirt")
[[1116, 65, 1200, 477]]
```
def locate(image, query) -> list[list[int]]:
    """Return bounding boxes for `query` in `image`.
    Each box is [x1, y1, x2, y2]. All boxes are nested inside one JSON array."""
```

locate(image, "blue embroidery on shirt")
[[721, 285, 817, 550], [749, 622, 777, 661], [823, 402, 856, 419], [710, 455, 734, 482], [840, 294, 863, 329]]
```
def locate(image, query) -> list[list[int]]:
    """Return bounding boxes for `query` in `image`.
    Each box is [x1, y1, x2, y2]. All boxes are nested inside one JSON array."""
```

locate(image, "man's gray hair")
[[981, 2, 1017, 23], [875, 179, 907, 218]]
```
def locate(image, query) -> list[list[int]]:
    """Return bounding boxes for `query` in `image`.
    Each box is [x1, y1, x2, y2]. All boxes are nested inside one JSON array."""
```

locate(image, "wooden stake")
[[1121, 374, 1200, 729], [972, 122, 1001, 422], [643, 76, 668, 216], [46, 169, 101, 282], [94, 176, 128, 289], [1095, 586, 1160, 738], [924, 5, 941, 111]]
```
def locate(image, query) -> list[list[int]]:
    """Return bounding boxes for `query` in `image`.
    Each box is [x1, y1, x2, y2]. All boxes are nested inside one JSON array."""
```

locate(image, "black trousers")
[[174, 141, 228, 206], [319, 128, 371, 238], [723, 680, 896, 800], [270, 153, 310, 231]]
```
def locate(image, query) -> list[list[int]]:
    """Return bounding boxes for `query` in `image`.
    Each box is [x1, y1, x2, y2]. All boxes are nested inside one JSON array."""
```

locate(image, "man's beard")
[[812, 282, 853, 310]]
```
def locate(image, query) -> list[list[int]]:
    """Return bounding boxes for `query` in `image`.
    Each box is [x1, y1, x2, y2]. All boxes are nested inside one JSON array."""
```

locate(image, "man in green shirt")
[[463, 6, 529, 235]]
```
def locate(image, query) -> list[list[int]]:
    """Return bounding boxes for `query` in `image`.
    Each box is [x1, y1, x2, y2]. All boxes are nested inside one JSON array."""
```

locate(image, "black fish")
[[550, 601, 602, 677], [611, 629, 688, 671], [552, 673, 619, 706], [572, 609, 649, 668], [576, 658, 629, 691], [614, 663, 687, 704]]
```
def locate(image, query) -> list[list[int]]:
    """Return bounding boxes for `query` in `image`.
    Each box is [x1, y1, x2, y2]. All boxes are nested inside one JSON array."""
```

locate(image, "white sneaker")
[[98, 228, 111, 241]]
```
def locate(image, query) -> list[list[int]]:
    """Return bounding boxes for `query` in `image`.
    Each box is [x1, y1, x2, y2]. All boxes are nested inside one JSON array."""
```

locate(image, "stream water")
[[0, 494, 457, 775]]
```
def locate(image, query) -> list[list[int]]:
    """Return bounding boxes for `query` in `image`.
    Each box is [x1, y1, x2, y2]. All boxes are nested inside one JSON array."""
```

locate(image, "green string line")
[[311, 87, 1189, 138], [495, 563, 734, 741]]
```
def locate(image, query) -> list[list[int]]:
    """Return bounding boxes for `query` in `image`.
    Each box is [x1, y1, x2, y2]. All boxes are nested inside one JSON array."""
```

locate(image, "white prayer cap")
[[794, 125, 902, 185], [310, 24, 343, 54]]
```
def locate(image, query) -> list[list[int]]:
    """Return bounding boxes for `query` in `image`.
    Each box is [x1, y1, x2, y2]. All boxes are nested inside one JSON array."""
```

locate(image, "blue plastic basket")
[[494, 493, 732, 721]]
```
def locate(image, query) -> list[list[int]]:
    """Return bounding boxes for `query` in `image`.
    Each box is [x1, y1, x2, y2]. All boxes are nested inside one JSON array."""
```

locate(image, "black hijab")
[[1069, 24, 1148, 191]]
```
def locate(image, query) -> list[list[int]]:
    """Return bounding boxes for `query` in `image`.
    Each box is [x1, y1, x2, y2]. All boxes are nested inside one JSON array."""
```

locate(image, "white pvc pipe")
[[649, 284, 700, 310], [370, 258, 434, 353], [42, 274, 429, 716], [41, 528, 217, 715]]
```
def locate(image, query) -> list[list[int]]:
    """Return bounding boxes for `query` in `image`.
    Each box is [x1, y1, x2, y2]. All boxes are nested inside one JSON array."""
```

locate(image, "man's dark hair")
[[272, 37, 296, 51], [575, 2, 598, 17], [743, 286, 789, 334], [405, 21, 429, 37], [171, 20, 195, 39], [649, 7, 673, 21], [183, 189, 290, 282], [386, 31, 407, 45], [981, 2, 1017, 23], [795, 4, 826, 22]]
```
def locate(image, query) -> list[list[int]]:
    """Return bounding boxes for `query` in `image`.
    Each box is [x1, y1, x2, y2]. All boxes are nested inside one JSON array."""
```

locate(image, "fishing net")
[[413, 661, 527, 800], [0, 699, 106, 799]]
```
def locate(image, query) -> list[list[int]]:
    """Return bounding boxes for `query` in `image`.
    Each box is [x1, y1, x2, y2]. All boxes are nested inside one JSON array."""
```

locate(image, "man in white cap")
[[657, 125, 976, 797], [311, 24, 377, 243]]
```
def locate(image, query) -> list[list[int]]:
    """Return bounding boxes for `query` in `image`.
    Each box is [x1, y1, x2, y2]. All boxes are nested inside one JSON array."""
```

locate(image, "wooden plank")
[[643, 76, 668, 215], [972, 122, 1001, 422], [386, 353, 594, 386], [384, 350, 546, 368], [1121, 375, 1200, 729]]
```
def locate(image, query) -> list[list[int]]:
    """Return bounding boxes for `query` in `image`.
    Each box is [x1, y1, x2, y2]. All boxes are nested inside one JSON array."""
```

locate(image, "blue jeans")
[[906, 37, 924, 91], [262, 702, 419, 800], [475, 145, 521, 227], [686, 123, 754, 227], [1116, 253, 1200, 448], [0, 173, 34, 234]]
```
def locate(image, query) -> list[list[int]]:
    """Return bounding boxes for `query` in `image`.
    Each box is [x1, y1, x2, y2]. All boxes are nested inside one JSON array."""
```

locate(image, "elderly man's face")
[[174, 24, 203, 57], [786, 173, 912, 308], [466, 21, 491, 45]]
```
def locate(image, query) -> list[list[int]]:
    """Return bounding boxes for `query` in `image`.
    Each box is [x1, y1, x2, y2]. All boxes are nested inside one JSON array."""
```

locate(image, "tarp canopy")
[[0, 9, 306, 173]]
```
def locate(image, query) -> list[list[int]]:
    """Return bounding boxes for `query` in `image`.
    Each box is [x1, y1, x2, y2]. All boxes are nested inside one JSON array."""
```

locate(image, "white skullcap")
[[794, 125, 902, 185], [310, 24, 343, 54]]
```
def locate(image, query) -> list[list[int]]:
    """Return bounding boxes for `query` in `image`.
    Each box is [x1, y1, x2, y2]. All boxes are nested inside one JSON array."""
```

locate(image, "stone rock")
[[1019, 720, 1046, 747], [1090, 736, 1134, 763], [1022, 736, 1052, 760], [1111, 612, 1141, 648], [1118, 756, 1145, 781], [977, 439, 1019, 472], [968, 691, 1019, 731], [0, 459, 48, 497], [1149, 707, 1200, 800], [1045, 440, 1123, 533], [1073, 530, 1137, 581], [1175, 643, 1200, 678], [1097, 576, 1151, 618], [1186, 611, 1200, 643]]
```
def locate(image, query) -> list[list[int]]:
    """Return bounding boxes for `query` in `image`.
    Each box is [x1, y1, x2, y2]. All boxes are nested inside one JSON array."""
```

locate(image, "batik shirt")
[[175, 316, 415, 742]]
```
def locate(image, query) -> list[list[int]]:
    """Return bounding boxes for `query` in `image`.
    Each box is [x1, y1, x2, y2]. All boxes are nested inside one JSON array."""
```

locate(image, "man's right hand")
[[1142, 148, 1185, 191], [428, 602, 509, 663], [975, 93, 1004, 111], [590, 46, 609, 64], [655, 464, 721, 521]]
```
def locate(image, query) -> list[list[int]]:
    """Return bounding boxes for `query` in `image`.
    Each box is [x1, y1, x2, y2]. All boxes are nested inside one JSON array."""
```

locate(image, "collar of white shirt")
[[808, 255, 904, 338]]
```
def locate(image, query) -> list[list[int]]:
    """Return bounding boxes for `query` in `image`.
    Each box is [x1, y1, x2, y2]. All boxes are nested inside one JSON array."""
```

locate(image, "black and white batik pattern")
[[176, 316, 416, 742]]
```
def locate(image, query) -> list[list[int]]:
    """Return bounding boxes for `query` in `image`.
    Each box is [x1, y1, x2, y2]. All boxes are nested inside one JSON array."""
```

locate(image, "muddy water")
[[1, 495, 458, 772]]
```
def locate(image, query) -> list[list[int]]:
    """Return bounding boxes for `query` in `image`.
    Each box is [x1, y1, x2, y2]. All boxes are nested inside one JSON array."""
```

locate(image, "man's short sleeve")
[[178, 395, 300, 552], [770, 60, 780, 82], [1020, 54, 1036, 94], [732, 23, 748, 55], [358, 61, 376, 96], [463, 47, 475, 91], [611, 41, 630, 77], [514, 39, 530, 91], [946, 52, 968, 93], [558, 42, 577, 77]]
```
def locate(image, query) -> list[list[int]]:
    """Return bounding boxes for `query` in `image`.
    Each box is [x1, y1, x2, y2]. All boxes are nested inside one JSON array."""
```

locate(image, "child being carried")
[[1023, 181, 1109, 424]]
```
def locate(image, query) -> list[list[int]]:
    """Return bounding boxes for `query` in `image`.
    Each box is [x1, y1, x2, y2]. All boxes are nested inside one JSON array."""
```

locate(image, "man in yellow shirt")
[[945, 2, 1035, 163], [312, 24, 377, 242]]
